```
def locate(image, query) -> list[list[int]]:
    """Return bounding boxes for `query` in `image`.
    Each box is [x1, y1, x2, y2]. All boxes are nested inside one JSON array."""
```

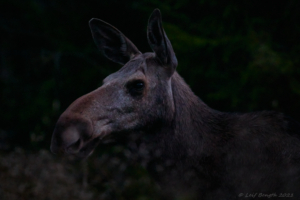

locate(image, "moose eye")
[[134, 82, 144, 90], [128, 80, 145, 96]]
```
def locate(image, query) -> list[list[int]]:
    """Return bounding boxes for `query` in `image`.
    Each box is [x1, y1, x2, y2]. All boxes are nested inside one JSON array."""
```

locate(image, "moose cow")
[[51, 9, 300, 199]]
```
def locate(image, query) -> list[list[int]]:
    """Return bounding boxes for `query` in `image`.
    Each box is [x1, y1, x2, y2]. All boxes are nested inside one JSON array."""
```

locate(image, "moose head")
[[50, 9, 179, 158]]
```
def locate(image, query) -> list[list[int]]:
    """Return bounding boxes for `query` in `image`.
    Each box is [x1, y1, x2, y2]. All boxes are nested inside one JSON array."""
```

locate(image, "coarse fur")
[[51, 9, 300, 199]]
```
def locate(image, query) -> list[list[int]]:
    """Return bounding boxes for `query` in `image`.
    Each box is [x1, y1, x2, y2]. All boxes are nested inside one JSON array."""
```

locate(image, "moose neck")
[[161, 72, 222, 160]]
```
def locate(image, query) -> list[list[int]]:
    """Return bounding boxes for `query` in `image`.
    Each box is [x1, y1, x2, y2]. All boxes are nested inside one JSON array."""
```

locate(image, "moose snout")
[[50, 114, 94, 155]]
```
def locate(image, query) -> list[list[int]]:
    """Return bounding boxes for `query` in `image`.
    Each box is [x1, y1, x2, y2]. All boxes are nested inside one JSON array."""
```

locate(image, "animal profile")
[[51, 9, 300, 200]]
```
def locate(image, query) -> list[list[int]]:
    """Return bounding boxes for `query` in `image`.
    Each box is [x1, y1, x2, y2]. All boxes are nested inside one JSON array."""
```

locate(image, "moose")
[[51, 9, 300, 199]]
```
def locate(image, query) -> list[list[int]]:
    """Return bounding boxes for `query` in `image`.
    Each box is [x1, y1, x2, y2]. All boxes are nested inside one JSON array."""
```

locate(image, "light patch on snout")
[[62, 126, 80, 144], [62, 126, 82, 154]]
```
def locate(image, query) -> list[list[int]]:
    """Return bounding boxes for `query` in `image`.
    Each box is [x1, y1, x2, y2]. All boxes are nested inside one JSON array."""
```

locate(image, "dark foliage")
[[1, 0, 300, 199]]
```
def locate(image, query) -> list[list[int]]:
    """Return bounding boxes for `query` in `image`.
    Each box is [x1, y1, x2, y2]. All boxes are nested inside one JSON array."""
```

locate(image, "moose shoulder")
[[50, 9, 300, 199]]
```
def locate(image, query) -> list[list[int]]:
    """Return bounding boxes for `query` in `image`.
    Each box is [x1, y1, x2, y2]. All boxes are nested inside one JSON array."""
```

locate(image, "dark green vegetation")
[[1, 0, 300, 199]]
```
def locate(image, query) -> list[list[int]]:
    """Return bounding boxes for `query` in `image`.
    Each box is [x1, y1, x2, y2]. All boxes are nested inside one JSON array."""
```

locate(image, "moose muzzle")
[[50, 112, 97, 157]]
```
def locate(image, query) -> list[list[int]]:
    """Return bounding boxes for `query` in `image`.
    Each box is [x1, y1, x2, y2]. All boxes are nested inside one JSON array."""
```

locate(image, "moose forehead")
[[102, 53, 157, 84]]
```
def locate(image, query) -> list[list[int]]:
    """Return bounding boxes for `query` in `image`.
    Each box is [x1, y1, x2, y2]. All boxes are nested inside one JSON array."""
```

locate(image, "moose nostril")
[[67, 138, 82, 153], [51, 125, 82, 154], [51, 116, 93, 155]]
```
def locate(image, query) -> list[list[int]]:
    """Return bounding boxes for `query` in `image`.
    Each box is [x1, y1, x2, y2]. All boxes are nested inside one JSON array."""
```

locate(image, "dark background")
[[1, 0, 300, 199]]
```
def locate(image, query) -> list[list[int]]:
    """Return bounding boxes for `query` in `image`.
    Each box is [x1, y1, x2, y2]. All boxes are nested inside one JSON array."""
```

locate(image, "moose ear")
[[89, 18, 141, 65], [147, 9, 178, 75]]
